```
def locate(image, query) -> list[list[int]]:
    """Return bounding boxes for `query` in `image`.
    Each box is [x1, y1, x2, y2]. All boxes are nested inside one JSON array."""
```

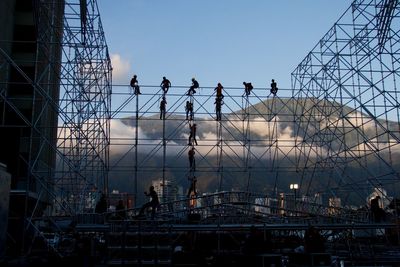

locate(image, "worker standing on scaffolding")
[[160, 97, 167, 120], [188, 147, 196, 170], [215, 83, 224, 99], [270, 79, 278, 96], [130, 74, 141, 95], [160, 76, 171, 94], [185, 100, 193, 120], [215, 97, 223, 121], [188, 123, 198, 145], [243, 82, 253, 96], [187, 78, 199, 96]]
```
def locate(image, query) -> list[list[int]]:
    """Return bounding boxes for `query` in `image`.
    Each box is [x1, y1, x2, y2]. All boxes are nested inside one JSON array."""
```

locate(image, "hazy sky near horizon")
[[97, 1, 353, 93]]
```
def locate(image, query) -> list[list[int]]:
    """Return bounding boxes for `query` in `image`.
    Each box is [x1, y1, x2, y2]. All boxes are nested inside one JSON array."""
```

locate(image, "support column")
[[134, 94, 139, 206]]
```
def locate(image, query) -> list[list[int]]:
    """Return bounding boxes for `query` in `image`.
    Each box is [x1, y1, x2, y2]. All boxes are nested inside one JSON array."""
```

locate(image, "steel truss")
[[292, 0, 400, 205]]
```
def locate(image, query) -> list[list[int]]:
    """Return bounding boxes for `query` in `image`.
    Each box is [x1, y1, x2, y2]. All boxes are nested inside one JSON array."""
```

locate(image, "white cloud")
[[249, 116, 280, 138], [343, 138, 400, 157], [111, 54, 131, 84], [344, 111, 376, 130], [109, 119, 138, 155]]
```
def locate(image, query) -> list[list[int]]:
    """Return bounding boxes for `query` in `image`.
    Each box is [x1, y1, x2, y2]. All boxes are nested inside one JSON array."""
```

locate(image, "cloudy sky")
[[98, 1, 353, 91]]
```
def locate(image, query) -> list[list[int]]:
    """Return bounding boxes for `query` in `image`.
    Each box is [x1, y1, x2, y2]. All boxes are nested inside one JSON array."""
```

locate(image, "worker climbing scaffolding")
[[185, 100, 194, 120], [214, 83, 224, 121], [187, 176, 197, 198], [243, 81, 253, 96], [186, 84, 199, 207], [215, 97, 223, 121], [187, 175, 197, 208], [188, 146, 196, 171], [188, 123, 198, 145], [160, 96, 167, 119]]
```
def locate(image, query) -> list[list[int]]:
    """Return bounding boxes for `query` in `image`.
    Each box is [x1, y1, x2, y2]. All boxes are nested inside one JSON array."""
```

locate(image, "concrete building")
[[152, 179, 176, 203]]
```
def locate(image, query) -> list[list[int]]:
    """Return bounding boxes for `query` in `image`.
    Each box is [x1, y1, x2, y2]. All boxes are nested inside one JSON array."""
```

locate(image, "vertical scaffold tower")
[[291, 0, 400, 205], [0, 0, 111, 254], [57, 0, 112, 214]]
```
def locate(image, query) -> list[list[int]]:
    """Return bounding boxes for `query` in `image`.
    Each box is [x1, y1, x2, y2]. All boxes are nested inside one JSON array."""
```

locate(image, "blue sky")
[[98, 1, 353, 93]]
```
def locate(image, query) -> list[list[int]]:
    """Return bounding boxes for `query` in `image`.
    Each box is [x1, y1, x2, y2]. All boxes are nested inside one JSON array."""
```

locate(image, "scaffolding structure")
[[291, 0, 400, 204], [111, 0, 400, 212], [110, 86, 304, 207], [57, 0, 111, 214], [2, 0, 400, 263], [0, 0, 111, 221]]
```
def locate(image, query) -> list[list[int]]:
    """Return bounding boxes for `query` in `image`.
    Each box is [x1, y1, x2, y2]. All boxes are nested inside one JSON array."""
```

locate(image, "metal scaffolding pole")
[[134, 94, 139, 206]]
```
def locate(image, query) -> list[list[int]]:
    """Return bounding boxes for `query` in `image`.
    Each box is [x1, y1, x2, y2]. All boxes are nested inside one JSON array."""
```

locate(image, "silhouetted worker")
[[95, 194, 107, 213], [115, 199, 126, 219], [187, 177, 197, 198], [304, 226, 325, 253], [187, 78, 199, 96], [160, 97, 167, 119], [270, 79, 278, 96], [188, 147, 195, 170], [130, 74, 141, 95], [215, 83, 224, 99], [139, 185, 160, 219], [215, 97, 223, 121], [188, 123, 198, 145], [371, 195, 384, 222], [185, 101, 193, 120], [160, 76, 171, 94], [243, 82, 253, 96]]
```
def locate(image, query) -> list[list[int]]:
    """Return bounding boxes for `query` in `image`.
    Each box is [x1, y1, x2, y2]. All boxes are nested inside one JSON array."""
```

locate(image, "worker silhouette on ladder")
[[215, 97, 223, 121], [188, 146, 196, 171], [160, 96, 167, 119], [187, 78, 199, 96], [187, 176, 197, 208], [185, 100, 194, 120], [160, 76, 171, 94], [187, 176, 197, 198], [243, 81, 253, 96], [270, 79, 278, 96], [188, 123, 198, 145], [130, 74, 141, 95]]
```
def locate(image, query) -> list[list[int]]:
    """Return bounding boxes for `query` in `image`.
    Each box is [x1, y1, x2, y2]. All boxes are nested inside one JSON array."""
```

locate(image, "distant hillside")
[[119, 98, 399, 147], [110, 98, 400, 205]]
